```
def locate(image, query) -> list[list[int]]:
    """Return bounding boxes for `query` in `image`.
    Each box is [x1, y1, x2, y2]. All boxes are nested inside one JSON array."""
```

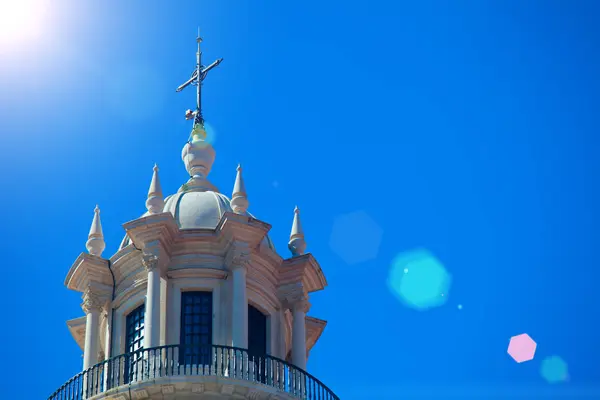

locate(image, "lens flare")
[[203, 121, 218, 145], [388, 249, 451, 311], [0, 0, 48, 51], [329, 211, 383, 265], [540, 356, 569, 384], [507, 333, 537, 363]]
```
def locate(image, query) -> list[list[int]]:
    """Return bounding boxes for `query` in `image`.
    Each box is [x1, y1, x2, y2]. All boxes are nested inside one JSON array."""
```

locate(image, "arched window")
[[124, 304, 145, 383], [248, 304, 267, 356], [248, 304, 267, 383], [180, 291, 213, 365], [126, 304, 145, 354]]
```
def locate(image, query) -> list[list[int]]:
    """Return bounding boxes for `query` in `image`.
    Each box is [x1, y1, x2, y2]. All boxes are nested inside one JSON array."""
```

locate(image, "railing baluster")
[[140, 349, 144, 381], [91, 366, 95, 396], [219, 346, 224, 376], [152, 348, 156, 378], [47, 343, 339, 400], [133, 352, 137, 383], [227, 348, 231, 377], [96, 365, 101, 395]]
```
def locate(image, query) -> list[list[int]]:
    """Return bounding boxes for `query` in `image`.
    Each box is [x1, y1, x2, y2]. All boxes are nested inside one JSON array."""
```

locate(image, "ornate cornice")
[[65, 253, 113, 293], [168, 268, 227, 280], [216, 212, 272, 249], [306, 316, 327, 355], [122, 212, 179, 251], [66, 316, 87, 351], [279, 253, 327, 294]]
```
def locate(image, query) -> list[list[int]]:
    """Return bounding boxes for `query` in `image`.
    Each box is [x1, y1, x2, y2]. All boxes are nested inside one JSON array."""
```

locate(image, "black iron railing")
[[48, 344, 339, 400]]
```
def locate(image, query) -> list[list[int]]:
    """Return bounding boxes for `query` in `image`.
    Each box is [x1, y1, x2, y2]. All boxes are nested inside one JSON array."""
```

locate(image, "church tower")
[[49, 33, 338, 400]]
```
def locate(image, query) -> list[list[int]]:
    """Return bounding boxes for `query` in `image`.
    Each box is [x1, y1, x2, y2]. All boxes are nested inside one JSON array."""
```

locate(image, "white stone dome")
[[120, 190, 276, 251], [120, 132, 276, 252], [166, 190, 233, 229]]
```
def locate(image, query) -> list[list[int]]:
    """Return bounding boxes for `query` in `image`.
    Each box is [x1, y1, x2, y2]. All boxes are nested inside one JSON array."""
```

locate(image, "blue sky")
[[1, 1, 599, 399]]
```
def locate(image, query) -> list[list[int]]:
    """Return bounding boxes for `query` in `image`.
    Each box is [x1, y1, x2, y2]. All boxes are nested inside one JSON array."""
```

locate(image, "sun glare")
[[0, 0, 48, 50]]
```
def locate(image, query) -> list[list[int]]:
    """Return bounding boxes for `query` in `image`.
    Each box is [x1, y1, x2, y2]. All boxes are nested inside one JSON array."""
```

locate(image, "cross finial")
[[176, 29, 223, 142]]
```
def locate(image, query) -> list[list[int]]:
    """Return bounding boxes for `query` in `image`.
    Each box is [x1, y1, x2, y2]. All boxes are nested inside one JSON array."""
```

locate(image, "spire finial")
[[231, 163, 249, 214], [86, 205, 105, 257], [146, 163, 164, 214], [176, 30, 223, 142], [288, 206, 306, 256]]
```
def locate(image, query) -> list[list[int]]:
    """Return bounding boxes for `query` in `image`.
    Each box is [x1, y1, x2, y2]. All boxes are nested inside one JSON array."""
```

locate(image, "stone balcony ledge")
[[48, 344, 339, 400]]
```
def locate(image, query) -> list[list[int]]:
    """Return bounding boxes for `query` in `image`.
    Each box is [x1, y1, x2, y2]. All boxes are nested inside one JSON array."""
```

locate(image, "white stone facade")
[[57, 184, 334, 397], [64, 205, 328, 365], [50, 34, 337, 400]]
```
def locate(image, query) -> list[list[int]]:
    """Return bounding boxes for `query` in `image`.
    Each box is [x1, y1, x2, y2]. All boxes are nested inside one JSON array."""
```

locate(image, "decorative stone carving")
[[134, 389, 149, 399], [292, 299, 311, 313], [191, 384, 205, 393], [278, 282, 309, 311], [221, 384, 235, 395], [225, 242, 251, 270], [142, 251, 159, 272], [81, 289, 104, 314], [161, 385, 175, 394]]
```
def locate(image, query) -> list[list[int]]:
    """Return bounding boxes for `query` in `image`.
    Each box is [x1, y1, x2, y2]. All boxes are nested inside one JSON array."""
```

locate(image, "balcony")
[[48, 344, 339, 400]]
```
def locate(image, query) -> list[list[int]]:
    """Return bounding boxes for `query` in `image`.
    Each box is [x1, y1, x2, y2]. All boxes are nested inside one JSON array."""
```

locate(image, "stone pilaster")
[[291, 298, 310, 370], [81, 288, 106, 370], [226, 242, 251, 349], [142, 251, 161, 349]]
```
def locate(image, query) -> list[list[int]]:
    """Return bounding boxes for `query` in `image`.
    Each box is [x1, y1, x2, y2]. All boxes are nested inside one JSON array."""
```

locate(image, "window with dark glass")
[[179, 291, 213, 365], [248, 304, 268, 383], [124, 304, 145, 382]]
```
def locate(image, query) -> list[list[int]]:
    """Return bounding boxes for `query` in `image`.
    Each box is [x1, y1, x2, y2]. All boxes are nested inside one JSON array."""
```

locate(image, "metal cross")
[[176, 28, 223, 129]]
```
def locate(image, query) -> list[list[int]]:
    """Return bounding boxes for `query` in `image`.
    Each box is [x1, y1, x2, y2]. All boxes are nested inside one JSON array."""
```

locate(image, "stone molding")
[[88, 375, 297, 399]]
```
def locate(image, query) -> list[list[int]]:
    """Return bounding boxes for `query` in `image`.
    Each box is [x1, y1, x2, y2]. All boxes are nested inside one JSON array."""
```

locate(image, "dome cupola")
[[54, 30, 338, 400]]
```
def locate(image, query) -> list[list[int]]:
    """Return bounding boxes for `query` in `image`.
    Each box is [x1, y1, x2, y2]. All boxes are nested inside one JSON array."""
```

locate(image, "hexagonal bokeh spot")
[[540, 355, 568, 384], [387, 249, 451, 311], [507, 333, 537, 363], [329, 211, 383, 265]]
